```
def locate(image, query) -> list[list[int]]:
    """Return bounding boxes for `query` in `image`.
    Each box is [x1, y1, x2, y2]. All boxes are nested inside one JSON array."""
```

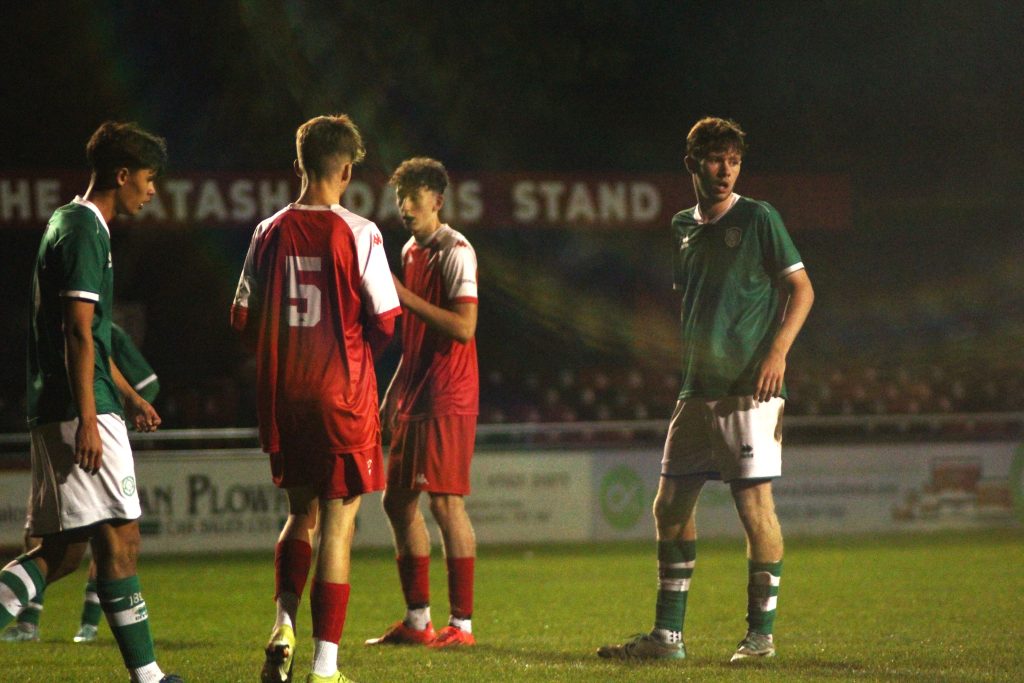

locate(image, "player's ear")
[[434, 190, 445, 213], [683, 155, 699, 174], [115, 167, 130, 187], [293, 159, 302, 178], [339, 162, 352, 183]]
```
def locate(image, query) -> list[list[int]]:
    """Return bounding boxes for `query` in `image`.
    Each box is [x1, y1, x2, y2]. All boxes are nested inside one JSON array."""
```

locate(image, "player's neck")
[[696, 194, 736, 224], [412, 217, 443, 244], [81, 181, 118, 223], [297, 176, 343, 207]]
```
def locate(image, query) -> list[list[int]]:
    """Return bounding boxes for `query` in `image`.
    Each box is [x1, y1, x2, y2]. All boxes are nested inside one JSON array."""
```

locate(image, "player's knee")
[[652, 491, 682, 525], [382, 489, 418, 521], [428, 494, 463, 526], [109, 535, 141, 569]]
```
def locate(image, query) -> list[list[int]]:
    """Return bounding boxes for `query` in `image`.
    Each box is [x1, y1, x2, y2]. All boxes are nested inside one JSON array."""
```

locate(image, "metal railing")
[[1, 412, 1021, 454]]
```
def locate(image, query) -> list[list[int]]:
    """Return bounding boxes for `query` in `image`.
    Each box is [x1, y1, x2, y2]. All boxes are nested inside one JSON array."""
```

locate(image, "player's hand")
[[75, 416, 103, 474], [755, 350, 786, 402], [125, 394, 162, 432]]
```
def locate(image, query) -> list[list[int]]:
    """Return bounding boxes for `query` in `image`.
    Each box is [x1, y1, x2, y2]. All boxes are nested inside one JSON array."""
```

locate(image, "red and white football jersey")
[[231, 203, 401, 454], [393, 225, 479, 420]]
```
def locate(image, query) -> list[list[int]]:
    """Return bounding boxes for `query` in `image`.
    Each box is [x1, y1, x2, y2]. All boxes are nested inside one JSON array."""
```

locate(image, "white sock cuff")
[[311, 639, 339, 676]]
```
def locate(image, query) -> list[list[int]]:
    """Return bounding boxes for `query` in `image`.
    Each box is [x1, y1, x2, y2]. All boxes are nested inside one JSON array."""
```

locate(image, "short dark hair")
[[686, 117, 747, 161], [389, 157, 449, 197], [295, 114, 366, 179], [86, 121, 168, 189]]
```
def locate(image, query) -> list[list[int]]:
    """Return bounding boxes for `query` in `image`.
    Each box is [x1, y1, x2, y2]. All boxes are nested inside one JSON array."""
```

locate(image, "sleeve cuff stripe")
[[778, 262, 805, 277], [134, 375, 158, 391], [60, 290, 100, 302]]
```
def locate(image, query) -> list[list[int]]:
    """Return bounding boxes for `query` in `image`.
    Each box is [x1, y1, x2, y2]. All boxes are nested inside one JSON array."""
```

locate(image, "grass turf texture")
[[0, 529, 1019, 682]]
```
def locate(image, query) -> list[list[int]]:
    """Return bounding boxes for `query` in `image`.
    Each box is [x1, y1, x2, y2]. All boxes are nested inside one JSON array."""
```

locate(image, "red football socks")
[[397, 555, 431, 608], [311, 581, 350, 644], [274, 539, 312, 599], [447, 556, 475, 619]]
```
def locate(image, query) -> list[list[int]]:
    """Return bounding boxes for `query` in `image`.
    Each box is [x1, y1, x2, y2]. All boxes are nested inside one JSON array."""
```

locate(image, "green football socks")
[[0, 556, 45, 628], [97, 575, 157, 669], [19, 592, 44, 626], [81, 578, 102, 628], [653, 539, 696, 637], [746, 560, 782, 635]]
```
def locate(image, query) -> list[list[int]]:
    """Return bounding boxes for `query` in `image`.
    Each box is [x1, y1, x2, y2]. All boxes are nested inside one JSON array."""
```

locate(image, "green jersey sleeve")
[[111, 323, 160, 403], [758, 202, 804, 278], [56, 221, 109, 301]]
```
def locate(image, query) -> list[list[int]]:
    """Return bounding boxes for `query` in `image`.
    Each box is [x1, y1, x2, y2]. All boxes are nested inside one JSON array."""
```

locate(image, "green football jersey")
[[111, 323, 160, 403], [27, 198, 123, 426], [671, 195, 804, 400]]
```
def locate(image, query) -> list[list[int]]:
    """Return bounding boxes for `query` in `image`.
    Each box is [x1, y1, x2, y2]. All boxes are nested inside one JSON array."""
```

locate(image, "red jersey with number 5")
[[231, 203, 401, 454]]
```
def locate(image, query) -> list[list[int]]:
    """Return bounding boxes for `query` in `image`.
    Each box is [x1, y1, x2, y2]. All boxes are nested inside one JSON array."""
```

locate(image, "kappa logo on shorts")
[[121, 476, 136, 496], [415, 473, 429, 485], [740, 444, 754, 459]]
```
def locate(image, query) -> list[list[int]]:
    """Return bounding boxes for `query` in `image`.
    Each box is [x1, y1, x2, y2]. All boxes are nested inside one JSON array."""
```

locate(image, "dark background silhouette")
[[1, 1, 1021, 430]]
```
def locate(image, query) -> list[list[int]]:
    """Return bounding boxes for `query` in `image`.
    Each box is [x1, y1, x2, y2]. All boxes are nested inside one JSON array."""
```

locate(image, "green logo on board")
[[600, 465, 646, 530]]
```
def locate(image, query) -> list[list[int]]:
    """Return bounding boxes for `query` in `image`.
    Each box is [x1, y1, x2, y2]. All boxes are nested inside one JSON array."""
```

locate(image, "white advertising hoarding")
[[1, 442, 1019, 554]]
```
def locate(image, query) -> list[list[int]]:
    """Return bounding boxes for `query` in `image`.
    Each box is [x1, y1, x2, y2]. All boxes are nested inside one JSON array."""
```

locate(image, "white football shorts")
[[27, 413, 142, 535], [661, 396, 784, 482]]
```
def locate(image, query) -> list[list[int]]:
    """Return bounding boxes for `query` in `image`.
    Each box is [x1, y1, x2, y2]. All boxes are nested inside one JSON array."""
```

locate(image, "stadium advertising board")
[[0, 170, 851, 232], [590, 442, 1022, 540], [1, 443, 1017, 554], [0, 449, 592, 554]]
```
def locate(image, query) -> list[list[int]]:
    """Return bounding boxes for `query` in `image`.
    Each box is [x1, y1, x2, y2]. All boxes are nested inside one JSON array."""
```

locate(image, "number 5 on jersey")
[[286, 255, 322, 327]]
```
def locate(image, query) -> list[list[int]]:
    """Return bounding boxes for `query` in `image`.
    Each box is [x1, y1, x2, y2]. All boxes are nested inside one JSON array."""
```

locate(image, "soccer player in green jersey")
[[0, 121, 183, 683], [1, 323, 160, 645], [598, 117, 814, 663]]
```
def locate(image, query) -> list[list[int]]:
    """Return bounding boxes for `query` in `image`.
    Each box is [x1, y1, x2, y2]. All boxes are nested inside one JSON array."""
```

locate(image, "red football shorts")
[[388, 415, 476, 495], [270, 444, 385, 499]]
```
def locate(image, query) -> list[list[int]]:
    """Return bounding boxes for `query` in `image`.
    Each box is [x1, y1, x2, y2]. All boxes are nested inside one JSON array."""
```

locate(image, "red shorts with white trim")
[[388, 415, 476, 495], [270, 444, 385, 499]]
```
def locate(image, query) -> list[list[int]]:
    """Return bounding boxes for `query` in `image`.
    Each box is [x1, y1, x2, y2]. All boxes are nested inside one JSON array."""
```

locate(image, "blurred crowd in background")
[[1, 211, 1020, 434], [2, 4, 1020, 438]]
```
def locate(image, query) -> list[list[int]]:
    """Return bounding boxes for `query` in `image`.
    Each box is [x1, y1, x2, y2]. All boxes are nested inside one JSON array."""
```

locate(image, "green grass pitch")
[[1, 529, 1020, 682]]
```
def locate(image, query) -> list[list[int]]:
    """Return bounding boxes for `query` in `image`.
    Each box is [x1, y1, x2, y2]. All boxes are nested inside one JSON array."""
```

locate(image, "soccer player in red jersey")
[[231, 115, 401, 683], [365, 158, 479, 649]]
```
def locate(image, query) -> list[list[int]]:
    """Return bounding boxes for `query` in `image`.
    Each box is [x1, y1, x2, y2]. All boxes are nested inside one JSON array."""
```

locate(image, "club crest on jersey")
[[678, 233, 693, 251], [724, 227, 742, 248]]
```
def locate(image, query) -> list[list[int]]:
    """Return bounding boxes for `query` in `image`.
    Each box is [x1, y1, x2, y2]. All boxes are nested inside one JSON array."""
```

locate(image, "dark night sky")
[[2, 0, 1021, 211], [0, 1, 1021, 427]]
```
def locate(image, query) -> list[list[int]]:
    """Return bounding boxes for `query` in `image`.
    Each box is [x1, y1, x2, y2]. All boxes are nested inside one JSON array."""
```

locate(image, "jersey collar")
[[693, 193, 740, 225], [414, 223, 449, 247], [288, 202, 342, 211], [73, 196, 110, 236]]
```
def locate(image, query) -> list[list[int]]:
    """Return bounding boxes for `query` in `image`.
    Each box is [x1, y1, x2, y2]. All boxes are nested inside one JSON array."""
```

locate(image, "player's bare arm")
[[63, 298, 103, 474], [755, 268, 814, 402], [110, 358, 161, 433], [392, 275, 477, 343]]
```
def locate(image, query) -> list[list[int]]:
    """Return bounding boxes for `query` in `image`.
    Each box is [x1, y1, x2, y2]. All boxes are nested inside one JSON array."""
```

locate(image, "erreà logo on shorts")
[[121, 476, 137, 496]]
